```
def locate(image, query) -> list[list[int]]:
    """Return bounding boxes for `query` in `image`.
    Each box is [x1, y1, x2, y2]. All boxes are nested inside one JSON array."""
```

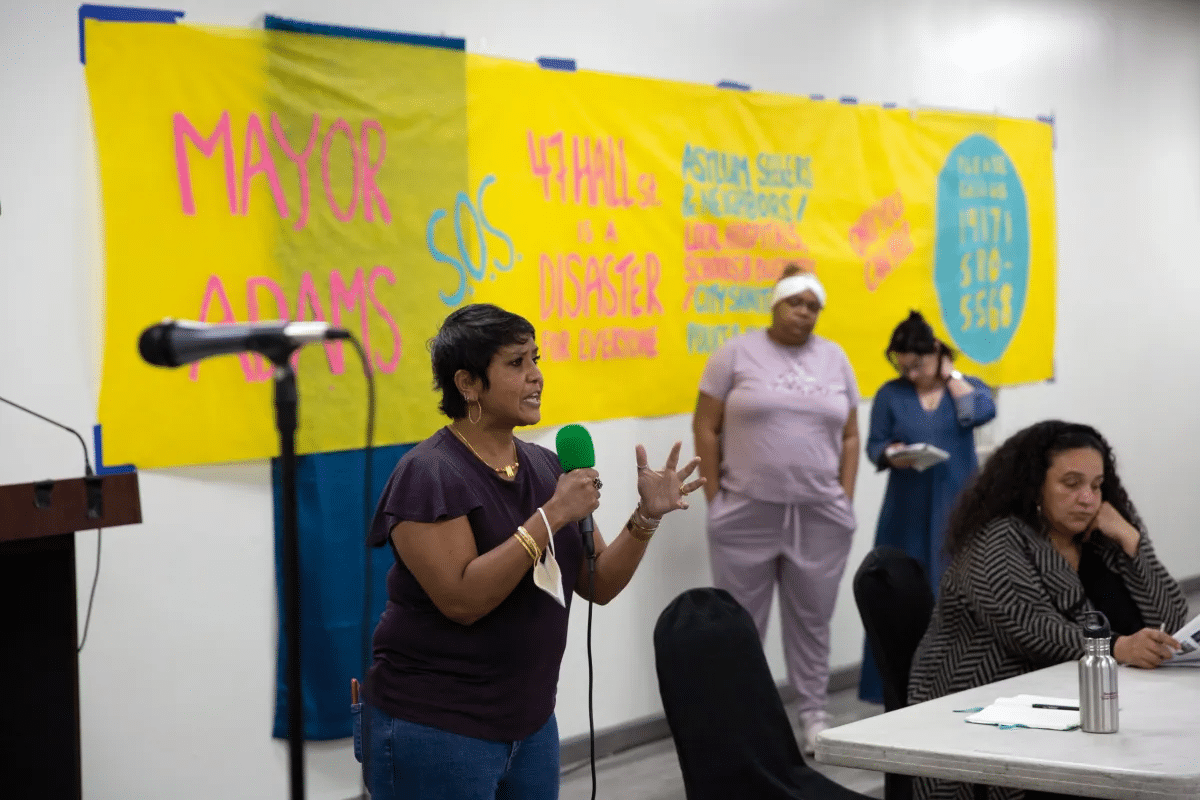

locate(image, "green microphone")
[[555, 423, 596, 558]]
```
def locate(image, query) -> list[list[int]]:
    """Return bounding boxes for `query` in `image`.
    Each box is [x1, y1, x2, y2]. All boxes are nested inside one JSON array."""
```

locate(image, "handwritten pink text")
[[527, 131, 660, 208], [173, 111, 391, 229], [539, 251, 662, 320], [189, 266, 401, 381]]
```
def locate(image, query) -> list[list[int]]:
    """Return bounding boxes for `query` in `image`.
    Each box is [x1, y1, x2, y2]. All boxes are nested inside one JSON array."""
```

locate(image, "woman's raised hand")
[[635, 442, 704, 519], [1088, 501, 1141, 557]]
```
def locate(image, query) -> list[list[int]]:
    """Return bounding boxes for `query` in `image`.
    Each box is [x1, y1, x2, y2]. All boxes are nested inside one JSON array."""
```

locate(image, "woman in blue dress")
[[858, 311, 995, 704]]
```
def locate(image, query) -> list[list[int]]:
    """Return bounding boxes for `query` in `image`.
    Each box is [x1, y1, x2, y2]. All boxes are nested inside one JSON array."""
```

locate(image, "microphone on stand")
[[138, 319, 351, 368], [135, 317, 350, 800]]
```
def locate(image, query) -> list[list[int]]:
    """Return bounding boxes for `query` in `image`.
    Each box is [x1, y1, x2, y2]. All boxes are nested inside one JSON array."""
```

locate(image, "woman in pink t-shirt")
[[692, 264, 861, 755]]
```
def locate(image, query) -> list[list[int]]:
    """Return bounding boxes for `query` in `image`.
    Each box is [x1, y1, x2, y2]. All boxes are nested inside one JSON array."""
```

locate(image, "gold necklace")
[[448, 425, 519, 479]]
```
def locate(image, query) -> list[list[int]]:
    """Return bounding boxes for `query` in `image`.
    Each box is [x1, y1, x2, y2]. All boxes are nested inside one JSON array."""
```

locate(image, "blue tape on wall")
[[263, 14, 465, 51], [92, 425, 136, 475], [78, 4, 184, 64], [537, 56, 577, 71]]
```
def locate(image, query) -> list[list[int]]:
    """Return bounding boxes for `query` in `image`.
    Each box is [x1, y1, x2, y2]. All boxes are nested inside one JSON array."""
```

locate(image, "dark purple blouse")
[[364, 426, 583, 741]]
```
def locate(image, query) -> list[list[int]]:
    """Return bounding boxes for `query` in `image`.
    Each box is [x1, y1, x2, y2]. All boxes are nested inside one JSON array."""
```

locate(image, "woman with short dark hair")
[[857, 310, 995, 703], [362, 303, 704, 800], [908, 420, 1188, 800]]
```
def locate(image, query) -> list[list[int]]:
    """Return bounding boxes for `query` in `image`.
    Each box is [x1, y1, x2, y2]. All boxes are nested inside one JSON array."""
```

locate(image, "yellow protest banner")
[[88, 21, 467, 466], [87, 22, 1055, 468], [462, 59, 1055, 425]]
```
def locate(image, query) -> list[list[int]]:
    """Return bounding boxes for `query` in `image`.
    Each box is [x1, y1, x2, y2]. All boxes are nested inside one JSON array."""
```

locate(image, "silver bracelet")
[[633, 502, 661, 529]]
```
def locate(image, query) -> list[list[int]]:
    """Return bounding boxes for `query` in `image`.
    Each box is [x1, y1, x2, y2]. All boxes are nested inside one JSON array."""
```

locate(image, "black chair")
[[654, 587, 873, 800], [852, 546, 936, 800]]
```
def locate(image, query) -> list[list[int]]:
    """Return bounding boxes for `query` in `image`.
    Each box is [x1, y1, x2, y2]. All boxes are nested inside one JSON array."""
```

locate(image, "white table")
[[814, 662, 1200, 799]]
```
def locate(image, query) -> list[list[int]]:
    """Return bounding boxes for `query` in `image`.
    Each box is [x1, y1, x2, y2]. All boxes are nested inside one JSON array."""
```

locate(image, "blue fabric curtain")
[[271, 444, 411, 740]]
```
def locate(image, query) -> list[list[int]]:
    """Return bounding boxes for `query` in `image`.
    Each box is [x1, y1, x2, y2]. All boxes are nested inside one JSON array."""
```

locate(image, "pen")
[[1032, 704, 1079, 711]]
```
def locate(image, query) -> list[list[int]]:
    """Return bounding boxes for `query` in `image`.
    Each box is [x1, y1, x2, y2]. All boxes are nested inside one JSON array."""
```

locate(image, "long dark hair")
[[945, 420, 1140, 555], [429, 303, 535, 419]]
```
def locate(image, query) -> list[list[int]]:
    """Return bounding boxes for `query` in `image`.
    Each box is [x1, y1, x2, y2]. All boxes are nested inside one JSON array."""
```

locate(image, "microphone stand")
[[271, 359, 305, 800]]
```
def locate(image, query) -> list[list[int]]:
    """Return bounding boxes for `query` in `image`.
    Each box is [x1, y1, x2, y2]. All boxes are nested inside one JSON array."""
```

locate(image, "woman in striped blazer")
[[908, 420, 1189, 800]]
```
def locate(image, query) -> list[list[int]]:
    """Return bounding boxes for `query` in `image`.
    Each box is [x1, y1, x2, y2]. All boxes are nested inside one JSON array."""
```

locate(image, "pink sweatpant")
[[706, 489, 856, 715]]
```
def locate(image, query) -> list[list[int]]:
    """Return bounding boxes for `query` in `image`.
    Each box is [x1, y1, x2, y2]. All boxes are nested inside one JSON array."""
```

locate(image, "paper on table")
[[1163, 612, 1200, 666], [965, 695, 1081, 731], [890, 443, 950, 472]]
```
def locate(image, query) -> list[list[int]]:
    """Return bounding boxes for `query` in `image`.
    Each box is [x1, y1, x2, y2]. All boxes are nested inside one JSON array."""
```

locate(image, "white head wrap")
[[770, 273, 826, 309]]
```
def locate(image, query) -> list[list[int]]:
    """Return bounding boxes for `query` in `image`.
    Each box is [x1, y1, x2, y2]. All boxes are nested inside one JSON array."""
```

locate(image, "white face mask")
[[532, 529, 566, 607]]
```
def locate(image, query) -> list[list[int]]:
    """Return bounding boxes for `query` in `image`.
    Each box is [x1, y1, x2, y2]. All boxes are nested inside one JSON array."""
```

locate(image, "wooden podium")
[[0, 472, 142, 800]]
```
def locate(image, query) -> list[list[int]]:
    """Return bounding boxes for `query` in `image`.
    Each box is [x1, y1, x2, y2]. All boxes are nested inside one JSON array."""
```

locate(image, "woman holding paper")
[[692, 264, 860, 754], [908, 420, 1188, 800], [858, 311, 995, 704]]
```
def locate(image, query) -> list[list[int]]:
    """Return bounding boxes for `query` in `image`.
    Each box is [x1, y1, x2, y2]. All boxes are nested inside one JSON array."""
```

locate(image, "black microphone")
[[138, 319, 351, 368]]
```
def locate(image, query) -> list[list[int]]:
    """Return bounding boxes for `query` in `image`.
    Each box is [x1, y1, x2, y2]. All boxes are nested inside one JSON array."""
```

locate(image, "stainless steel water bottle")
[[1079, 611, 1118, 733]]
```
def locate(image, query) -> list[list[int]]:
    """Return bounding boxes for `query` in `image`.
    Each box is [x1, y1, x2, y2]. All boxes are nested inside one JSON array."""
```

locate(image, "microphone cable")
[[0, 395, 102, 652], [585, 550, 597, 800], [343, 338, 376, 800]]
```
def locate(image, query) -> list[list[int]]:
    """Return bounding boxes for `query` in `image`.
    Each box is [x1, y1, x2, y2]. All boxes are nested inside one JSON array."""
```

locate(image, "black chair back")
[[853, 547, 936, 800], [853, 546, 935, 712], [654, 587, 872, 800]]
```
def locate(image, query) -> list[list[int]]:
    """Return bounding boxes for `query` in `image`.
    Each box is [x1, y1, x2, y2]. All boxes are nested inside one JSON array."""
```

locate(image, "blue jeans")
[[360, 702, 559, 800]]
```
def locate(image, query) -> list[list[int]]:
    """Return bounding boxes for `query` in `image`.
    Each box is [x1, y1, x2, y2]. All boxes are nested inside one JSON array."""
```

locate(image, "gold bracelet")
[[626, 518, 655, 542], [515, 529, 540, 563], [514, 526, 541, 564], [512, 530, 532, 561], [518, 526, 541, 560]]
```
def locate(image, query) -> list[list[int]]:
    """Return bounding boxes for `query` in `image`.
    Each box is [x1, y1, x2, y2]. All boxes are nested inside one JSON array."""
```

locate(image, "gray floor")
[[560, 589, 1200, 800]]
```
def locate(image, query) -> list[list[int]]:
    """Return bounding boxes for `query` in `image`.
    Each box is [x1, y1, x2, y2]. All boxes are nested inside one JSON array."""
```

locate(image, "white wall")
[[3, 0, 1199, 798]]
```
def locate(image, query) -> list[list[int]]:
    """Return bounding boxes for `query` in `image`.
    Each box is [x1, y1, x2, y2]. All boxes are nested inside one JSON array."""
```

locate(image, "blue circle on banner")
[[933, 135, 1029, 364]]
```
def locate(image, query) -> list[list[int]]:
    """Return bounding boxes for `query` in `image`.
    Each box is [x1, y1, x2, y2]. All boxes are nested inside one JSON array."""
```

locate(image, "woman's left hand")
[[1088, 501, 1141, 557], [1113, 627, 1180, 668], [636, 442, 704, 519], [938, 353, 954, 381]]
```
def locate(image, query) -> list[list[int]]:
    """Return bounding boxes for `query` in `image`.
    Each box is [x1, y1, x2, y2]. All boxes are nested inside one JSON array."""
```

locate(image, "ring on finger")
[[593, 478, 603, 490]]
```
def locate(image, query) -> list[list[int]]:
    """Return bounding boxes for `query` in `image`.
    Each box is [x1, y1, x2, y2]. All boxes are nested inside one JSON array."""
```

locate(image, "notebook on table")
[[964, 695, 1080, 731]]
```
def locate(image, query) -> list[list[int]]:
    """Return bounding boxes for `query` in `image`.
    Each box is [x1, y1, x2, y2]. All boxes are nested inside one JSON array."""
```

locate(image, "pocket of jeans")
[[351, 702, 364, 763]]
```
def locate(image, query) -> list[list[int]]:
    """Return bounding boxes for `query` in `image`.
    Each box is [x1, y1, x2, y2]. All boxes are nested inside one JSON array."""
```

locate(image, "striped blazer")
[[907, 515, 1189, 800]]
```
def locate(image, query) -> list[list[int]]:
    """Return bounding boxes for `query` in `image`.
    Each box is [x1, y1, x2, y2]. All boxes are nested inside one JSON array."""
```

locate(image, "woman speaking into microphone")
[[361, 303, 704, 800]]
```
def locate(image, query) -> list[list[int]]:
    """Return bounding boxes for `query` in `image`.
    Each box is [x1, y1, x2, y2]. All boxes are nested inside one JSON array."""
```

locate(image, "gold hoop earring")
[[468, 399, 481, 425]]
